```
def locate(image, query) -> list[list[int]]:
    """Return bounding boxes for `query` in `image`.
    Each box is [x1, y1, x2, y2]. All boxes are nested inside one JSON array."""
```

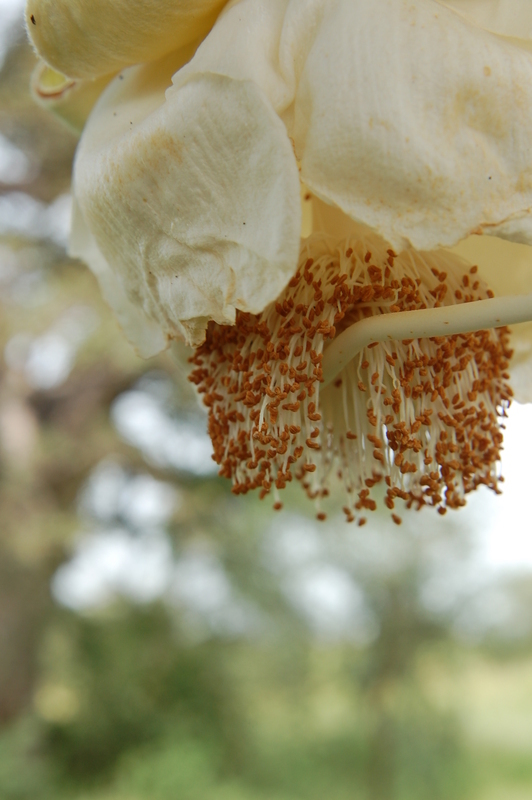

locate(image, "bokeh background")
[[2, 3, 532, 798]]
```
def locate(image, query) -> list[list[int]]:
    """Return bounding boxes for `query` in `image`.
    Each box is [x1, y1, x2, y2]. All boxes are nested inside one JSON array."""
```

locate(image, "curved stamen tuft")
[[189, 230, 513, 523]]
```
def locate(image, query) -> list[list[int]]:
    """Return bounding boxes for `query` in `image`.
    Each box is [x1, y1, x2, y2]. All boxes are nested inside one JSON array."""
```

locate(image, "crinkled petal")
[[286, 0, 532, 251], [174, 0, 532, 252], [73, 49, 301, 351], [442, 0, 532, 42], [70, 200, 167, 358], [25, 0, 228, 79]]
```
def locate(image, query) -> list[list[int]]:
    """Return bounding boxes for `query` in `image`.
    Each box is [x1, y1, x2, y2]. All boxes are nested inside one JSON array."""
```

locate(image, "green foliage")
[[42, 607, 246, 786], [114, 737, 217, 799], [0, 717, 53, 800]]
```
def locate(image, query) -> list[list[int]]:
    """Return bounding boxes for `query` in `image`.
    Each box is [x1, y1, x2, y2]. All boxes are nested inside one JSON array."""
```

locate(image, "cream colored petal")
[[174, 0, 532, 252], [442, 0, 532, 42], [450, 234, 532, 402], [70, 200, 167, 358], [507, 333, 532, 404], [173, 0, 292, 112], [31, 61, 114, 134], [451, 235, 532, 297], [73, 50, 301, 351], [281, 0, 532, 252], [25, 0, 228, 80]]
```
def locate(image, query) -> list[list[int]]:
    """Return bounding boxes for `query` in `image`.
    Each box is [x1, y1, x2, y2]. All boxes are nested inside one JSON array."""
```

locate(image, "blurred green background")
[[2, 5, 532, 799]]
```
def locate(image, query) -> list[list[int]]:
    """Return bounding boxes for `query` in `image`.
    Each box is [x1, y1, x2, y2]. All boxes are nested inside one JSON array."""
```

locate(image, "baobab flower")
[[26, 0, 532, 521]]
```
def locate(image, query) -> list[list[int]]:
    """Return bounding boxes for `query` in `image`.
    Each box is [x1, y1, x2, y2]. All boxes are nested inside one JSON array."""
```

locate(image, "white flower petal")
[[70, 200, 167, 358], [442, 0, 532, 42], [451, 235, 532, 298], [26, 0, 229, 79], [508, 330, 532, 404], [176, 0, 532, 253], [286, 0, 532, 251], [74, 49, 301, 350], [174, 0, 293, 113]]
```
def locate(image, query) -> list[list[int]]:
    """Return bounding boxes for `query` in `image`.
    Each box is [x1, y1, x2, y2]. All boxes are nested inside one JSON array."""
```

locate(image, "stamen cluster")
[[189, 232, 513, 524]]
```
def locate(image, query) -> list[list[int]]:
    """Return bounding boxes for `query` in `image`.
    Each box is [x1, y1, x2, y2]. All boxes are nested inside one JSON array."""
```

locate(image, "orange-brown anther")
[[189, 234, 512, 524]]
